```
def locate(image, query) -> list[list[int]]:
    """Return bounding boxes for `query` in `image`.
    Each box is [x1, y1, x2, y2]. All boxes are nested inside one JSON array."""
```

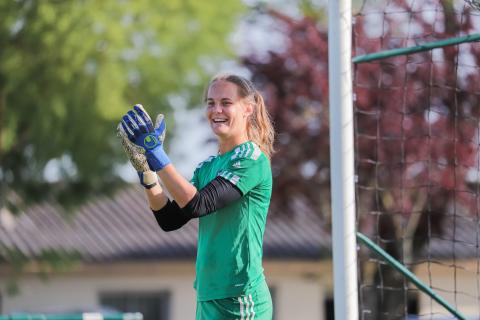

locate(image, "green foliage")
[[297, 0, 326, 21], [0, 0, 244, 208]]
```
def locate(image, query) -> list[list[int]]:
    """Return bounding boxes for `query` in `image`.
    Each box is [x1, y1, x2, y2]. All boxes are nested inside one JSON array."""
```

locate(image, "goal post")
[[328, 0, 480, 318], [328, 0, 359, 319]]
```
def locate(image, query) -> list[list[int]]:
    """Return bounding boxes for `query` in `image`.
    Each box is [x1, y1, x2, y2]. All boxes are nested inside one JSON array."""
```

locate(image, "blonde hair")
[[205, 74, 275, 159]]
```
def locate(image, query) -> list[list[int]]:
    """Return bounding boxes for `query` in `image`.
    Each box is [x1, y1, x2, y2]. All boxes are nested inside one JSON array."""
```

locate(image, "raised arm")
[[119, 104, 242, 221], [156, 164, 196, 208], [117, 105, 170, 210], [119, 104, 198, 207]]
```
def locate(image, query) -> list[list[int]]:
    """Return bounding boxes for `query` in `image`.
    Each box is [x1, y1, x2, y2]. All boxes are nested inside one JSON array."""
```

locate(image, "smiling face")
[[206, 80, 253, 151]]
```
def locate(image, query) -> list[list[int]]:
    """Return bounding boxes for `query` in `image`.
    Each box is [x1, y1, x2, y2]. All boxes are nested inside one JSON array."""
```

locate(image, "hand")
[[117, 120, 158, 188], [120, 104, 171, 171]]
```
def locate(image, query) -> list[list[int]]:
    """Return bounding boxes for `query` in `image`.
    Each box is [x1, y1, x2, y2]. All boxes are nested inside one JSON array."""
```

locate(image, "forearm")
[[152, 199, 191, 231], [144, 183, 169, 211], [146, 177, 191, 232], [157, 164, 197, 208]]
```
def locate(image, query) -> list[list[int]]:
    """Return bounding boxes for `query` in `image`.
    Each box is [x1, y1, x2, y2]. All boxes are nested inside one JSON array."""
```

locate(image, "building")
[[1, 186, 478, 319], [0, 186, 332, 320]]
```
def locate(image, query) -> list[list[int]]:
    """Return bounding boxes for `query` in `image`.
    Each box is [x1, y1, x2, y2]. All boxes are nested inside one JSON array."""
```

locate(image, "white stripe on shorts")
[[238, 296, 245, 320], [249, 294, 255, 320], [244, 295, 250, 320], [239, 294, 256, 320]]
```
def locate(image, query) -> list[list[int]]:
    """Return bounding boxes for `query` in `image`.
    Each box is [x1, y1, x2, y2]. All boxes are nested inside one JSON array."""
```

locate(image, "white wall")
[[415, 260, 479, 318], [0, 260, 330, 320], [266, 261, 332, 320], [0, 262, 197, 320], [269, 276, 325, 320]]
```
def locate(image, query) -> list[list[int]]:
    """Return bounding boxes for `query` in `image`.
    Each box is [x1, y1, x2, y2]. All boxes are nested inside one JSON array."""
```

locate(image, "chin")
[[212, 129, 233, 140], [211, 124, 228, 135]]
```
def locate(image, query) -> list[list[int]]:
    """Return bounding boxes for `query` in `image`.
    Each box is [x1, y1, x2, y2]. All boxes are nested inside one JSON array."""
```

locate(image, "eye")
[[222, 101, 232, 107], [207, 101, 214, 108]]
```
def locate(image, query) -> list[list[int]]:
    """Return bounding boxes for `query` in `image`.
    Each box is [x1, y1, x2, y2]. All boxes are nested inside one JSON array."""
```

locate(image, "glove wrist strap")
[[139, 171, 158, 189], [146, 148, 171, 171]]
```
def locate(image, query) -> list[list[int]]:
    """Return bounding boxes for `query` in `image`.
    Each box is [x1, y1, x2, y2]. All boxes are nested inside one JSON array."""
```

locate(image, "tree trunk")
[[360, 190, 434, 319], [0, 75, 5, 159], [0, 76, 6, 209], [360, 212, 407, 320]]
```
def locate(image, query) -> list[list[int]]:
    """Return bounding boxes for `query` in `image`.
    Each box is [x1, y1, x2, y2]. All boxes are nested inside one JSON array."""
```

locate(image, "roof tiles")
[[0, 186, 329, 262]]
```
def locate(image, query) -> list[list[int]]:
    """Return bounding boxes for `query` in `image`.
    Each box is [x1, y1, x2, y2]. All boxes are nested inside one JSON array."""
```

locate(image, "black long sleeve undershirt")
[[152, 176, 242, 232]]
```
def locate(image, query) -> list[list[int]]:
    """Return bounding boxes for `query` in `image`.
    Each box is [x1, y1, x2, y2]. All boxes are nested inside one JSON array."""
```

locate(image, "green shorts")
[[196, 281, 273, 320]]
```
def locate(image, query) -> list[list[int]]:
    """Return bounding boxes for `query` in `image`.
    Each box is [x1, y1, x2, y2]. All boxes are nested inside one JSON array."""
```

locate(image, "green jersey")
[[190, 141, 272, 301]]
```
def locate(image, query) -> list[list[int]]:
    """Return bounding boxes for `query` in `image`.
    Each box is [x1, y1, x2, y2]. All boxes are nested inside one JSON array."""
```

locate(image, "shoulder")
[[195, 155, 217, 171], [218, 142, 271, 192], [226, 142, 270, 174], [230, 141, 264, 161]]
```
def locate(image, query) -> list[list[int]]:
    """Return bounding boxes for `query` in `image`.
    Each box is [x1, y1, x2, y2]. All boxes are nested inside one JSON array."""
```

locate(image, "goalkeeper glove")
[[120, 104, 171, 171], [117, 122, 158, 189]]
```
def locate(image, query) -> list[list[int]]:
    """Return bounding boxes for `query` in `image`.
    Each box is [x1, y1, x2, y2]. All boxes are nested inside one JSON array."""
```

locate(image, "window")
[[325, 293, 418, 319], [99, 291, 170, 320], [407, 290, 419, 316], [324, 296, 334, 320]]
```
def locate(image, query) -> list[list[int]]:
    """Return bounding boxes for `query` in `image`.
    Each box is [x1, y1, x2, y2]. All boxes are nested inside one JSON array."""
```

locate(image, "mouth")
[[211, 118, 228, 124]]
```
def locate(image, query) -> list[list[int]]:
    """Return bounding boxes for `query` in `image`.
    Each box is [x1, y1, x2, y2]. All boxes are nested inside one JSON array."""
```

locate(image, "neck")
[[218, 135, 249, 155]]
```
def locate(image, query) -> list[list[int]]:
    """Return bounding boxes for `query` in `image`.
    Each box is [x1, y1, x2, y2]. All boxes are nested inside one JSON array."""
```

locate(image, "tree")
[[0, 0, 244, 211], [0, 0, 244, 294], [243, 2, 480, 319]]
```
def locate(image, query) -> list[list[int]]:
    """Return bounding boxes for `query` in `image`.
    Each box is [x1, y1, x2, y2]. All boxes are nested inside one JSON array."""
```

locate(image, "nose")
[[210, 102, 223, 113]]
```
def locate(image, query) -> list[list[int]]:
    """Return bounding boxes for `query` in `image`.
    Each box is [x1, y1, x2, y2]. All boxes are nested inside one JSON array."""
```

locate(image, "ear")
[[243, 102, 254, 118]]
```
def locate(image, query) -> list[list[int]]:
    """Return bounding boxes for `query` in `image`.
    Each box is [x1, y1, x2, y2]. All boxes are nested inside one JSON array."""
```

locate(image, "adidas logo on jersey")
[[232, 161, 242, 169]]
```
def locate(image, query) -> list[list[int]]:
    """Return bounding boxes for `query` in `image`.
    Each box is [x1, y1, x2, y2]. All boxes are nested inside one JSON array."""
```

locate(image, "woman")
[[118, 74, 275, 319]]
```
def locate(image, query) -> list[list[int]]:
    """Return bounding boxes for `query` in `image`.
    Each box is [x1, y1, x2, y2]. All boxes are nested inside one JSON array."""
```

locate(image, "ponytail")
[[248, 91, 275, 159], [206, 74, 275, 159]]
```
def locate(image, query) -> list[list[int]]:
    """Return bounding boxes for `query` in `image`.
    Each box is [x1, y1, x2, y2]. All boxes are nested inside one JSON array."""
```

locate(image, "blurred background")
[[1, 0, 480, 319]]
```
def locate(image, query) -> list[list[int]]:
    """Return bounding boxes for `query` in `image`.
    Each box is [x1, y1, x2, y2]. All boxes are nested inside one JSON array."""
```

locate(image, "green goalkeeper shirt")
[[190, 141, 272, 301]]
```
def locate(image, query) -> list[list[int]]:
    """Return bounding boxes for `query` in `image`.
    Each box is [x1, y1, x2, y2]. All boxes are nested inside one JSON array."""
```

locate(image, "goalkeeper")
[[117, 73, 275, 320]]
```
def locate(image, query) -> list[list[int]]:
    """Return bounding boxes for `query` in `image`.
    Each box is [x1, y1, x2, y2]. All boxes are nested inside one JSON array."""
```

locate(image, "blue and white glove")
[[117, 119, 158, 189], [120, 104, 171, 172]]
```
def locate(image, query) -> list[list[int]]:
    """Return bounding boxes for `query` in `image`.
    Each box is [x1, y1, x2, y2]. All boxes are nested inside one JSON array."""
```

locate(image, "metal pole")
[[353, 33, 480, 63], [357, 232, 467, 320], [328, 0, 359, 319]]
